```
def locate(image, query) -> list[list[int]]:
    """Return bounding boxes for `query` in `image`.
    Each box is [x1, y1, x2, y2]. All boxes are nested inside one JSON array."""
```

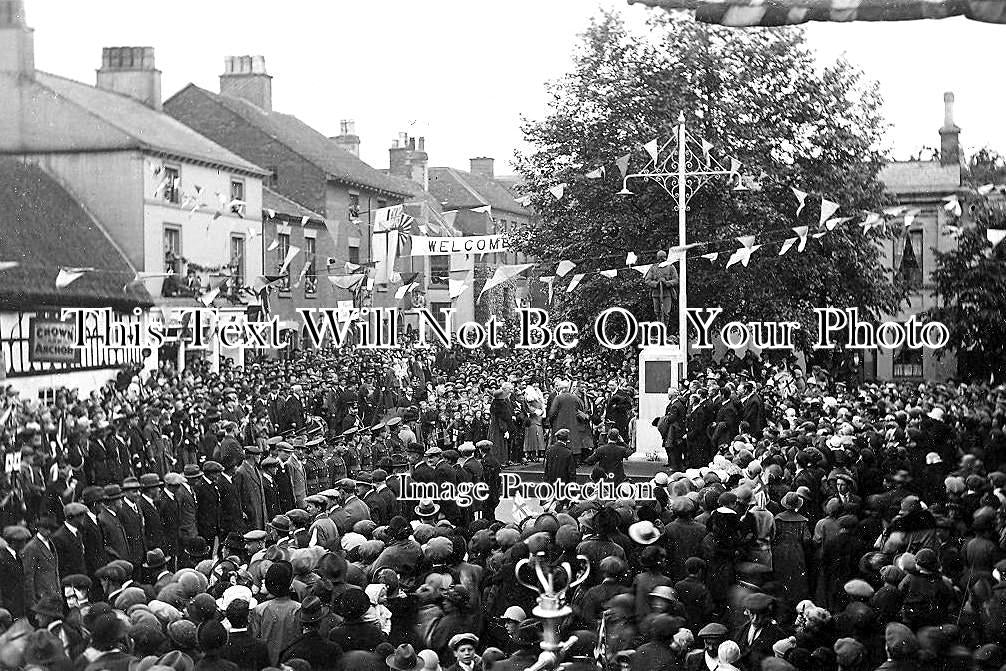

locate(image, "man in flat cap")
[[329, 478, 371, 535], [51, 502, 88, 579], [0, 526, 30, 618], [234, 444, 268, 532], [735, 592, 786, 670]]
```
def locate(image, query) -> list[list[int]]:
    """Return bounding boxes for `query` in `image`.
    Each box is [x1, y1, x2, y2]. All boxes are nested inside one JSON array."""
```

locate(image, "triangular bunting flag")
[[860, 212, 883, 234], [395, 282, 418, 300], [199, 285, 221, 307], [779, 238, 797, 256], [615, 154, 630, 179], [700, 253, 719, 262], [726, 244, 761, 268], [792, 226, 809, 252], [293, 262, 311, 289], [819, 199, 840, 226], [0, 261, 20, 271], [344, 262, 361, 273], [585, 167, 604, 179], [267, 239, 279, 252], [792, 187, 809, 216], [56, 267, 91, 289], [549, 184, 566, 200], [265, 208, 276, 219], [279, 246, 300, 276], [811, 232, 827, 239], [301, 215, 310, 226], [472, 205, 492, 214], [643, 138, 659, 163], [556, 260, 576, 277], [737, 235, 756, 249], [730, 158, 741, 175], [516, 196, 532, 207], [626, 252, 638, 266], [566, 273, 585, 293], [448, 278, 468, 300], [701, 139, 713, 165], [599, 269, 617, 278], [328, 275, 366, 291], [978, 184, 996, 195], [479, 263, 535, 301], [277, 223, 292, 235], [632, 264, 652, 275], [987, 229, 1006, 247], [825, 217, 852, 231], [883, 206, 907, 217], [539, 276, 556, 305]]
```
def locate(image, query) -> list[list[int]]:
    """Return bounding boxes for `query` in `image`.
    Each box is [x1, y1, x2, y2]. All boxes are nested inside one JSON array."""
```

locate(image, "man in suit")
[[583, 429, 633, 484], [739, 381, 764, 438], [543, 429, 576, 484], [0, 526, 30, 618], [119, 477, 146, 571], [21, 516, 61, 610], [178, 465, 200, 540], [233, 445, 267, 532], [144, 549, 175, 594], [261, 457, 282, 520], [709, 385, 738, 449], [279, 385, 306, 434], [658, 388, 687, 469], [195, 461, 223, 555], [98, 485, 130, 561], [267, 383, 286, 431], [51, 502, 88, 578], [218, 457, 244, 544], [138, 474, 165, 553], [685, 623, 729, 671], [159, 473, 184, 563], [78, 486, 107, 600], [370, 469, 399, 523], [142, 409, 169, 476], [280, 441, 307, 509], [734, 592, 787, 671], [329, 479, 371, 535], [547, 380, 589, 462]]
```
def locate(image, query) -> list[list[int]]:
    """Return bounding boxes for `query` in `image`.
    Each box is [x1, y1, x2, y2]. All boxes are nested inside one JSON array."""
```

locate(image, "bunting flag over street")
[[626, 0, 1006, 25]]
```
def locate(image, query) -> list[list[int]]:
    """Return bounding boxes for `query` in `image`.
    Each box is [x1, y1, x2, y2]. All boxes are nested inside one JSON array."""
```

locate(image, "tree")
[[512, 11, 907, 360], [928, 150, 1006, 382]]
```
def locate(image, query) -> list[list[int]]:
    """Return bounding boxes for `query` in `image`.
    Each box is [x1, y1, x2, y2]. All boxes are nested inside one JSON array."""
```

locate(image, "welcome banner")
[[409, 235, 509, 256]]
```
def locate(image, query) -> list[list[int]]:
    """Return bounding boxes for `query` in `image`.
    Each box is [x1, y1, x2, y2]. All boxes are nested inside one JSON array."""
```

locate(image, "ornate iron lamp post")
[[514, 552, 591, 671], [619, 112, 749, 380]]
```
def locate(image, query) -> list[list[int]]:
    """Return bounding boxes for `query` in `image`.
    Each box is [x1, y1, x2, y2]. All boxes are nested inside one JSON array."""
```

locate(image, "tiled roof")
[[376, 173, 461, 236], [8, 72, 265, 175], [169, 85, 411, 198], [0, 157, 151, 309], [262, 188, 324, 223], [880, 160, 961, 196], [428, 167, 531, 217]]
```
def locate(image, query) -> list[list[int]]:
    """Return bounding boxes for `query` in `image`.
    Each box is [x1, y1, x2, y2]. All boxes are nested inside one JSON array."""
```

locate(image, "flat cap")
[[202, 461, 223, 474], [2, 526, 30, 542], [743, 592, 774, 613], [697, 622, 728, 639], [63, 502, 87, 517], [243, 530, 267, 543], [164, 472, 185, 486]]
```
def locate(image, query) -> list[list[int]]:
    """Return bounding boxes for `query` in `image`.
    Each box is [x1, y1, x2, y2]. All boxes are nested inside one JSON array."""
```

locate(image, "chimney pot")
[[0, 0, 34, 75], [96, 46, 162, 110], [389, 131, 429, 191], [939, 91, 961, 167], [470, 157, 495, 180], [332, 118, 360, 157], [418, 137, 425, 151], [220, 55, 273, 112]]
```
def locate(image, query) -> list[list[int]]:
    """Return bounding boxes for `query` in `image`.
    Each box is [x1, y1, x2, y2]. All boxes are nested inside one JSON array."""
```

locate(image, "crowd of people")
[[0, 340, 1004, 671]]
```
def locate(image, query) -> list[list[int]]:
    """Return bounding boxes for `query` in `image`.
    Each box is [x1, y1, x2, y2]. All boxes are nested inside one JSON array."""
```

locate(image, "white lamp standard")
[[619, 112, 748, 380]]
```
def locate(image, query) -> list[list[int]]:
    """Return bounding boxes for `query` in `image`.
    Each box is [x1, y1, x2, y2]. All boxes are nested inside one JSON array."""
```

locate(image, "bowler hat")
[[139, 473, 163, 489], [143, 549, 168, 569], [103, 484, 124, 500]]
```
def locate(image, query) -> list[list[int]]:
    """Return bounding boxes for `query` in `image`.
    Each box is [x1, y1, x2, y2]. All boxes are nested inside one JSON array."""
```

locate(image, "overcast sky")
[[27, 1, 1006, 176]]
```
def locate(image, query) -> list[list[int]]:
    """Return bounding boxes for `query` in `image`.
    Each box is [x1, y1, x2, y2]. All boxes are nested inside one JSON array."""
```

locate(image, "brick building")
[[163, 57, 414, 314], [868, 92, 964, 381]]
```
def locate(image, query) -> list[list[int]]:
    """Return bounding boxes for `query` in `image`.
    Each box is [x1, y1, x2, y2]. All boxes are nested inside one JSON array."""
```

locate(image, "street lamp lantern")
[[617, 187, 635, 196], [619, 113, 750, 380], [514, 552, 591, 671]]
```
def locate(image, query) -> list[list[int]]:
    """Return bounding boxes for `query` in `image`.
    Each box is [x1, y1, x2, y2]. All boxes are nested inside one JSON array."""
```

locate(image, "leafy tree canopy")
[[513, 11, 907, 353]]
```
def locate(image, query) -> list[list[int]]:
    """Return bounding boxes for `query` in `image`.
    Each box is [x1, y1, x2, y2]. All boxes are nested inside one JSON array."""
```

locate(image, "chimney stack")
[[0, 0, 33, 75], [96, 47, 162, 110], [220, 55, 272, 112], [939, 91, 961, 167], [470, 157, 494, 179], [332, 119, 360, 157], [389, 133, 428, 191]]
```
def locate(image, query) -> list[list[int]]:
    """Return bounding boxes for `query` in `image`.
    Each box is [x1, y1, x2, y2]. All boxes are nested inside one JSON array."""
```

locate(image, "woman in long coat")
[[773, 492, 812, 606], [488, 388, 515, 466]]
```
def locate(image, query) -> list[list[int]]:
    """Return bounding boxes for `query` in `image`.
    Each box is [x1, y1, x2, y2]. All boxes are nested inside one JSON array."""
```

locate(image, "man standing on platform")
[[657, 388, 686, 470]]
